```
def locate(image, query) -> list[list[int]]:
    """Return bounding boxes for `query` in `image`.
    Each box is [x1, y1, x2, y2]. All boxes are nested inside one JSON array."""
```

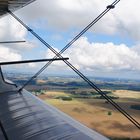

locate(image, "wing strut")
[[0, 58, 69, 65], [0, 41, 26, 44], [8, 0, 140, 129]]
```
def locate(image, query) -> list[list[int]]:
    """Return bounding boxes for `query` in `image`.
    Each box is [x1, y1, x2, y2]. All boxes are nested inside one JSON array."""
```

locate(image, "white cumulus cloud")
[[46, 37, 140, 72], [0, 16, 36, 51], [0, 46, 22, 62], [0, 16, 26, 41], [0, 15, 38, 65], [16, 0, 140, 41]]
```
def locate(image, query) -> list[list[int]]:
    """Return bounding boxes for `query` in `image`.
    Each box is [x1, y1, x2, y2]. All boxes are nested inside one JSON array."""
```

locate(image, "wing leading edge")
[[0, 0, 35, 17]]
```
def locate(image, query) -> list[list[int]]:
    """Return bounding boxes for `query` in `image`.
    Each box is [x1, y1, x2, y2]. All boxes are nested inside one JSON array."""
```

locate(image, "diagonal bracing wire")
[[8, 0, 140, 129], [8, 0, 119, 91]]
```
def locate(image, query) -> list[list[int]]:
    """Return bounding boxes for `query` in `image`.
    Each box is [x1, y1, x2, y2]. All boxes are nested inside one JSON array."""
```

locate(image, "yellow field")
[[113, 90, 140, 99], [38, 91, 140, 139], [36, 79, 47, 84]]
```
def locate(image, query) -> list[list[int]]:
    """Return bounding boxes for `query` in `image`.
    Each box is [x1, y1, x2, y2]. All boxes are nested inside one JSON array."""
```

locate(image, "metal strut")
[[0, 41, 26, 44], [0, 58, 69, 65], [8, 0, 140, 129]]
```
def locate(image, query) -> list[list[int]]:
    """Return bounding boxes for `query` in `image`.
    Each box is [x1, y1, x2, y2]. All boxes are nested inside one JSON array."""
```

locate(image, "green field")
[[8, 73, 140, 139], [38, 90, 140, 139]]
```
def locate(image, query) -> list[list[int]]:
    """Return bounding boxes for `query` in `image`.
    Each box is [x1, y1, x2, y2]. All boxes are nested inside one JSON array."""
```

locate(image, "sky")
[[0, 0, 140, 79]]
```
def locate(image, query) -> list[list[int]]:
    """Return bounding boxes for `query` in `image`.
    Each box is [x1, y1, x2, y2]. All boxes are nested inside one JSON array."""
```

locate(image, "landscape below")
[[5, 72, 140, 140]]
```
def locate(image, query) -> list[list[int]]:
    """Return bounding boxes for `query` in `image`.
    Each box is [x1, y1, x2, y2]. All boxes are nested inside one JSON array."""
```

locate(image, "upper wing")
[[0, 0, 35, 17]]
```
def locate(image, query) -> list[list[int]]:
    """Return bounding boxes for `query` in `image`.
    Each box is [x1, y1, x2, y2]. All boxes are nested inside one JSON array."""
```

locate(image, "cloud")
[[45, 47, 66, 69], [0, 46, 22, 62], [0, 16, 36, 50], [28, 63, 36, 68], [16, 0, 140, 41], [1, 0, 140, 78], [0, 15, 38, 67], [17, 0, 114, 31], [46, 37, 140, 72], [114, 0, 140, 41], [0, 16, 26, 41]]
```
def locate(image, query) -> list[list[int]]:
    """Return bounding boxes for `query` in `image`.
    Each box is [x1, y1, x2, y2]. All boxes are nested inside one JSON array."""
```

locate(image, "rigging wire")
[[8, 0, 140, 129], [8, 0, 120, 91]]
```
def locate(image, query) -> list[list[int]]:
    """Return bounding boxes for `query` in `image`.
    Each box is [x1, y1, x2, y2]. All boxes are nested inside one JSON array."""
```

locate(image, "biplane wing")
[[0, 67, 109, 140]]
